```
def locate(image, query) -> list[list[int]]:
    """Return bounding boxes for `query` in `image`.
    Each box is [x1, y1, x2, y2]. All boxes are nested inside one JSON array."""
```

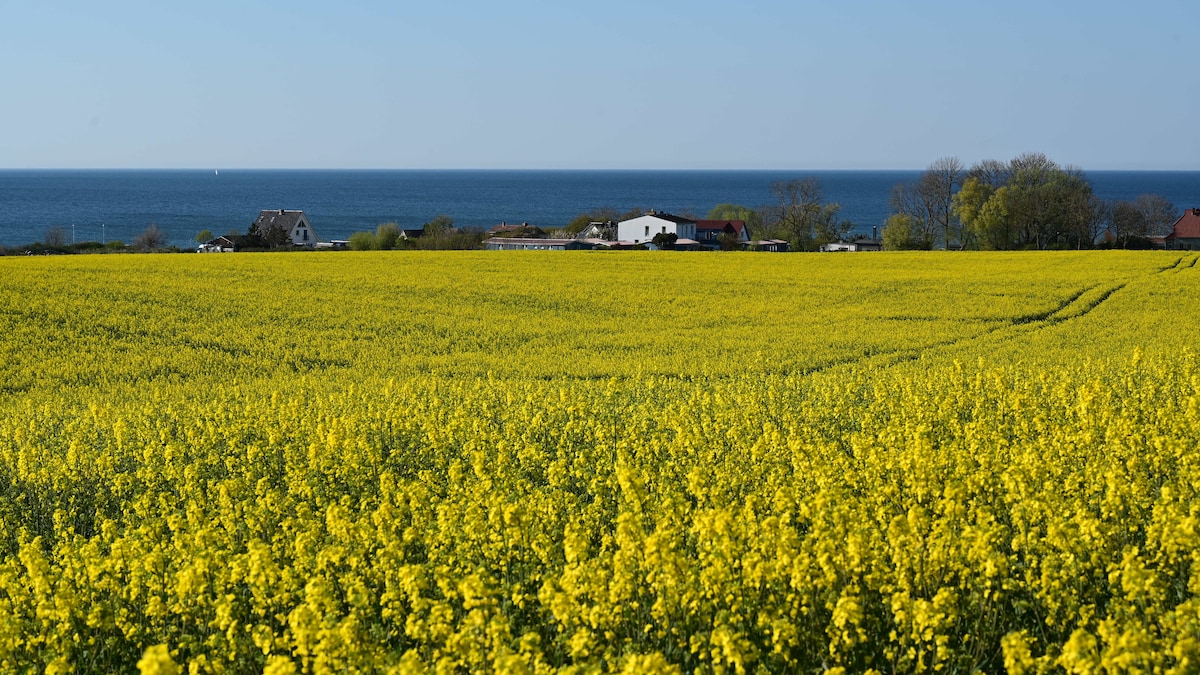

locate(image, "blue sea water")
[[0, 169, 1197, 249]]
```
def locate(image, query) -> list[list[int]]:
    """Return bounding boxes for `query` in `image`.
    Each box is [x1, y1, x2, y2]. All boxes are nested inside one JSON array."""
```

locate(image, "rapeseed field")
[[0, 251, 1197, 674]]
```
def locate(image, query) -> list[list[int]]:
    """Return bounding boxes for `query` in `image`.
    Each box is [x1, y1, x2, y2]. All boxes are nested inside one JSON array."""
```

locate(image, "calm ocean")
[[1, 170, 1197, 248]]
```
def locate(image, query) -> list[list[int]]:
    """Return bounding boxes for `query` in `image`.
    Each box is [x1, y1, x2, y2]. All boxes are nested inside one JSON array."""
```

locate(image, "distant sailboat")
[[214, 169, 219, 176]]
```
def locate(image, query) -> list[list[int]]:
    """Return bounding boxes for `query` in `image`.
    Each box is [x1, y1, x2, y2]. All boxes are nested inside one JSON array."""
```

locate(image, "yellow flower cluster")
[[0, 250, 1196, 673]]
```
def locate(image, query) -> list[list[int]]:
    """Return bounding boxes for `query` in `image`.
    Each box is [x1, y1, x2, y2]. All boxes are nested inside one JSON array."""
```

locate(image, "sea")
[[1, 170, 1198, 249]]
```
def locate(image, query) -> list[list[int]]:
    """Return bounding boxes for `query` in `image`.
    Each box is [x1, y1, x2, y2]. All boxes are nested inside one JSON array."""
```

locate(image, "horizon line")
[[3, 166, 1199, 172]]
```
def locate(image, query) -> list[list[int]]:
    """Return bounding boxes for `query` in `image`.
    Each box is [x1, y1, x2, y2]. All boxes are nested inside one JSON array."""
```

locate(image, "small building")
[[853, 237, 883, 252], [695, 220, 750, 248], [821, 238, 882, 252], [617, 211, 697, 245], [484, 237, 596, 251], [576, 221, 617, 240], [198, 235, 236, 253], [820, 241, 856, 252], [1165, 208, 1200, 250], [252, 209, 319, 246], [745, 239, 789, 252]]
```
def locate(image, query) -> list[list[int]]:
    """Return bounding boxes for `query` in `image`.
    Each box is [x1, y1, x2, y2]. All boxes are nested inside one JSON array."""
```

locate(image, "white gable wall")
[[288, 214, 317, 246], [617, 215, 696, 244]]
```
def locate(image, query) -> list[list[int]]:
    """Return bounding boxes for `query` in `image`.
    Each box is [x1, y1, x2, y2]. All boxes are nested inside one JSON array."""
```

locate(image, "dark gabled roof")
[[253, 209, 307, 233], [694, 220, 746, 235], [1168, 208, 1200, 239], [489, 222, 543, 233], [637, 211, 696, 225], [205, 236, 236, 247]]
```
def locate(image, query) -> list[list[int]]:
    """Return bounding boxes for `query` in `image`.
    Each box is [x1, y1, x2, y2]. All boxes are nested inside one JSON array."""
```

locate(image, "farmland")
[[0, 251, 1198, 674]]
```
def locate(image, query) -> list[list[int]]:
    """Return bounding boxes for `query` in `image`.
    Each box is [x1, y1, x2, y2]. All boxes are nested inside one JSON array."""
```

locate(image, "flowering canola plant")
[[0, 251, 1197, 673]]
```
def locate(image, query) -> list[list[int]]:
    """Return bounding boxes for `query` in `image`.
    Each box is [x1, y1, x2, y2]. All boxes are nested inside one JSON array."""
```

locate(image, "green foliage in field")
[[0, 251, 1197, 673]]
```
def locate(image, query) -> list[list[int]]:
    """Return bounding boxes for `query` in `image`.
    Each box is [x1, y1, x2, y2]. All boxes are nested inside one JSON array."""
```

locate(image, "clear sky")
[[2, 0, 1197, 170]]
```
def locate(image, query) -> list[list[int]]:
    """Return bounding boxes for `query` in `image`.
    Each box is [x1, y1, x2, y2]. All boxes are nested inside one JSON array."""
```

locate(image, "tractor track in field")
[[806, 279, 1133, 375]]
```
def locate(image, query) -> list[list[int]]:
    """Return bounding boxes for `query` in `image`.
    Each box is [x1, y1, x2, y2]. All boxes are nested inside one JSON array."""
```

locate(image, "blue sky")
[[1, 0, 1197, 169]]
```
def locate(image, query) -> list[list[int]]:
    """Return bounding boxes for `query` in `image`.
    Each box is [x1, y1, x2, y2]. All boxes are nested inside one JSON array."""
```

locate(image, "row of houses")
[[201, 207, 1200, 253], [484, 211, 790, 252]]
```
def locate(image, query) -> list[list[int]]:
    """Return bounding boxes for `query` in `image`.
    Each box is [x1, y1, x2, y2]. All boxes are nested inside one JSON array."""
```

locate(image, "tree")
[[194, 229, 214, 244], [651, 232, 678, 250], [891, 157, 963, 249], [954, 178, 1008, 250], [423, 215, 454, 238], [44, 226, 68, 247], [348, 231, 377, 250], [249, 220, 289, 249], [954, 155, 1098, 250], [707, 203, 763, 236], [881, 213, 931, 250], [1133, 194, 1178, 237], [716, 232, 742, 251], [133, 225, 167, 251], [762, 178, 851, 251], [376, 223, 401, 250]]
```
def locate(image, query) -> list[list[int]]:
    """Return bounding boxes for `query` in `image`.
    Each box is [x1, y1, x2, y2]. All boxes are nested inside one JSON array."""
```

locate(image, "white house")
[[252, 209, 319, 246], [617, 211, 697, 245]]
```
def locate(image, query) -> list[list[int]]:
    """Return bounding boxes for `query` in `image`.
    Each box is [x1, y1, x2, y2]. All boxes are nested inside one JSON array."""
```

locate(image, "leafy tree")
[[348, 231, 377, 251], [249, 220, 290, 249], [716, 232, 742, 251], [194, 229, 214, 244], [376, 223, 401, 250], [651, 232, 678, 250], [954, 155, 1097, 250], [881, 213, 932, 250], [707, 203, 764, 235], [423, 215, 454, 239], [952, 177, 995, 249]]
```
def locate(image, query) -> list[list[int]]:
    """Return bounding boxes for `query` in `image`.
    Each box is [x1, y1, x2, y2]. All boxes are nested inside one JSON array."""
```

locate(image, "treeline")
[[345, 216, 484, 251], [885, 154, 1177, 250], [691, 153, 1181, 252], [0, 224, 176, 256]]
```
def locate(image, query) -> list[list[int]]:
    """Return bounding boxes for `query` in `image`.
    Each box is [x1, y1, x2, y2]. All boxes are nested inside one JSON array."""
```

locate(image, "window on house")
[[662, 226, 667, 234], [645, 226, 649, 236], [302, 230, 309, 241]]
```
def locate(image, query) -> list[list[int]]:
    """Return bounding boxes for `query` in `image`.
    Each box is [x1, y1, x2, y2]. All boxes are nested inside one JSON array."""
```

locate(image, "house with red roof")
[[1164, 208, 1200, 250], [694, 220, 750, 249]]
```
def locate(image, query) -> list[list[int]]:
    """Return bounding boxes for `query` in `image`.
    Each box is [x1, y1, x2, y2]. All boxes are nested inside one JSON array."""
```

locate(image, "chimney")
[[279, 209, 285, 215], [1192, 208, 1200, 216]]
